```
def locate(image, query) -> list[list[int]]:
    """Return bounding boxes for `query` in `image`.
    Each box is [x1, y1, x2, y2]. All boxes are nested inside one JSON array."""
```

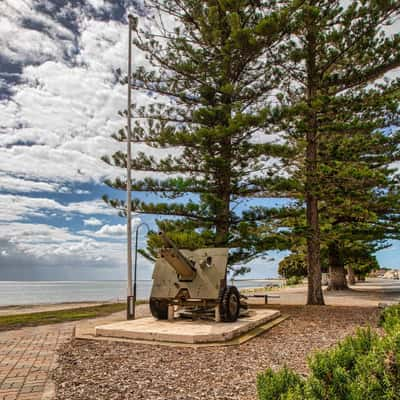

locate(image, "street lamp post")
[[132, 222, 150, 319], [126, 14, 137, 320]]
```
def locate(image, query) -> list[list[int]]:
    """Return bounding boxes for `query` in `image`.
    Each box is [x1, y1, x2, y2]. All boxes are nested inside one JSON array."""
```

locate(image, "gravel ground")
[[53, 305, 380, 400]]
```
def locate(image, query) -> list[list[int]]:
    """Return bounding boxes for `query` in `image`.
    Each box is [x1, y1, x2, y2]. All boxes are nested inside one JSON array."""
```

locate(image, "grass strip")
[[0, 302, 144, 331]]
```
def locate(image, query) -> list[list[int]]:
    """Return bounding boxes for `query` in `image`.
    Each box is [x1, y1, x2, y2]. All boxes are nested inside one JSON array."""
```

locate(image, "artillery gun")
[[149, 232, 246, 322]]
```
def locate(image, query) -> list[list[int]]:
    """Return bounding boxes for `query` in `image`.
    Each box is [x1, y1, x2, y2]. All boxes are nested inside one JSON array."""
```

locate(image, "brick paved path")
[[0, 306, 145, 400], [0, 324, 73, 400]]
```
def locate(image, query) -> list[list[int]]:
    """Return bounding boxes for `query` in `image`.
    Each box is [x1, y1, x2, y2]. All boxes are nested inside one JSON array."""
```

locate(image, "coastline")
[[2, 278, 399, 317], [0, 300, 123, 317]]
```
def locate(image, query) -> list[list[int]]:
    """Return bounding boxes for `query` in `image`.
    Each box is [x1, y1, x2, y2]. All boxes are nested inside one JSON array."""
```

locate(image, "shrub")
[[257, 305, 400, 400], [257, 367, 303, 400], [286, 276, 304, 286], [379, 303, 400, 334], [278, 253, 308, 279]]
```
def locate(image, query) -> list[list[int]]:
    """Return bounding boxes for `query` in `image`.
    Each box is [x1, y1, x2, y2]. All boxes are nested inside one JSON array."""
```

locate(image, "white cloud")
[[1, 250, 8, 256], [97, 224, 126, 236], [62, 199, 116, 215], [0, 3, 185, 193], [0, 1, 76, 64], [86, 0, 113, 12], [0, 174, 60, 193], [84, 217, 102, 226], [0, 222, 125, 262], [0, 138, 119, 184], [80, 218, 140, 238], [0, 9, 155, 185], [76, 189, 90, 195], [0, 194, 116, 222]]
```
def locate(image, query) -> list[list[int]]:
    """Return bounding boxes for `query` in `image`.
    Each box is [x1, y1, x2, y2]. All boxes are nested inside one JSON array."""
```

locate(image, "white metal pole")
[[126, 14, 134, 319]]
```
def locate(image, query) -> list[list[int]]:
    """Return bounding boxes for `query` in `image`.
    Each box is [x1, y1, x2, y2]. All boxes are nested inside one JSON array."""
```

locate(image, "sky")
[[0, 0, 399, 282]]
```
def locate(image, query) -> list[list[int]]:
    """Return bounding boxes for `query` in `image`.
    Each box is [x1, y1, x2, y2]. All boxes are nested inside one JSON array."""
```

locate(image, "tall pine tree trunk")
[[305, 125, 324, 304], [215, 133, 231, 248], [306, 151, 324, 304], [327, 242, 348, 290], [347, 266, 356, 285], [305, 20, 324, 305], [215, 193, 230, 247]]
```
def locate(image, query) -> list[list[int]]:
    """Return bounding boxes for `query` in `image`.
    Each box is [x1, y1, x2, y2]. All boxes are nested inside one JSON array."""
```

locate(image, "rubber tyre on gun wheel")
[[220, 286, 240, 322], [149, 297, 169, 320]]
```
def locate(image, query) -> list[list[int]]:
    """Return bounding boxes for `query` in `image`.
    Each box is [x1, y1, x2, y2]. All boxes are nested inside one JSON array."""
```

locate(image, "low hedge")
[[286, 276, 304, 286], [257, 304, 400, 400], [379, 303, 400, 334]]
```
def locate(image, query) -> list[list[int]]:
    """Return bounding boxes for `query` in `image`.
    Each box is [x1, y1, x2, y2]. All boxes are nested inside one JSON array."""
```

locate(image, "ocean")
[[0, 279, 283, 306], [0, 280, 152, 307]]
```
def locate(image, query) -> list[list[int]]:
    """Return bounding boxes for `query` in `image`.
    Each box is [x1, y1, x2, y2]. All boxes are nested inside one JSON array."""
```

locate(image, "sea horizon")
[[0, 279, 282, 307]]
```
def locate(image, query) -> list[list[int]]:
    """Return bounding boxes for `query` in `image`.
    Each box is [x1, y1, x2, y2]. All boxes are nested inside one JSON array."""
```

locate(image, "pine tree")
[[103, 1, 293, 272], [344, 242, 382, 284], [320, 123, 400, 290], [264, 112, 400, 291], [271, 0, 400, 303]]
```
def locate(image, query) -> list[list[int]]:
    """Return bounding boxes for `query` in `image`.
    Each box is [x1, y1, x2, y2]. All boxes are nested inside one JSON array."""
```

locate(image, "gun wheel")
[[220, 286, 240, 322], [149, 297, 169, 320]]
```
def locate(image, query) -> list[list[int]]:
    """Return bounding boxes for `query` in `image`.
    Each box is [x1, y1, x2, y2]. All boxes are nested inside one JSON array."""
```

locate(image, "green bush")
[[257, 367, 304, 400], [279, 253, 308, 279], [257, 304, 400, 400], [379, 304, 400, 334], [286, 276, 304, 286]]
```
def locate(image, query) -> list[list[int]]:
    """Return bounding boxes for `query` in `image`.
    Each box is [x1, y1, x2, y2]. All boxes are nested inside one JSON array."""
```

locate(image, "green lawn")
[[0, 302, 138, 331]]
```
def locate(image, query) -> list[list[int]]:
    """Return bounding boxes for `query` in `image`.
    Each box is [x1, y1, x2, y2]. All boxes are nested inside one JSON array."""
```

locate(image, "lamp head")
[[128, 14, 138, 31]]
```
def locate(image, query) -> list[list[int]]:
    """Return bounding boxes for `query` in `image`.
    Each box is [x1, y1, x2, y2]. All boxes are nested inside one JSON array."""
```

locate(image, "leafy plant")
[[279, 252, 307, 279], [286, 276, 304, 286], [257, 367, 303, 400], [379, 304, 400, 334], [258, 304, 400, 400]]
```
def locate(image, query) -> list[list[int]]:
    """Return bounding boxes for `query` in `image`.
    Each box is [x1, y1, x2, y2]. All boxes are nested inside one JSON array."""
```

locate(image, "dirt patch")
[[53, 305, 380, 400]]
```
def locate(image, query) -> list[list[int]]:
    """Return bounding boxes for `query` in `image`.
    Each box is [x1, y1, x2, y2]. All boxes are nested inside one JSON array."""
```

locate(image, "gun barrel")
[[159, 231, 196, 280]]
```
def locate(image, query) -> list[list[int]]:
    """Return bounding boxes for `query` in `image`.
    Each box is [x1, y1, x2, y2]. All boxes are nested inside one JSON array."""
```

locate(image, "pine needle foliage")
[[268, 0, 400, 303], [103, 0, 295, 269]]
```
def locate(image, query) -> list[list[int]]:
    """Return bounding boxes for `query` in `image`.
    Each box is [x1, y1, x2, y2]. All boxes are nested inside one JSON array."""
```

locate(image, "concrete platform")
[[95, 309, 280, 344]]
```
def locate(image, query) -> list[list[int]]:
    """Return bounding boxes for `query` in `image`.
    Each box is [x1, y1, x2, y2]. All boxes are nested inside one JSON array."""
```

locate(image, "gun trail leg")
[[168, 304, 175, 321], [215, 305, 221, 322]]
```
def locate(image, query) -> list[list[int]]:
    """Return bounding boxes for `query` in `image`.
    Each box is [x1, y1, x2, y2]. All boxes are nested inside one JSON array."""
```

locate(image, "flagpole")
[[126, 14, 135, 320]]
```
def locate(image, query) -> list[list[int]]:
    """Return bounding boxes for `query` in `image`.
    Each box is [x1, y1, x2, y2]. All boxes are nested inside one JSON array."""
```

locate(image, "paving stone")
[[4, 371, 28, 379], [0, 394, 18, 400], [0, 324, 74, 400], [17, 395, 42, 400], [0, 393, 18, 400], [0, 390, 18, 397]]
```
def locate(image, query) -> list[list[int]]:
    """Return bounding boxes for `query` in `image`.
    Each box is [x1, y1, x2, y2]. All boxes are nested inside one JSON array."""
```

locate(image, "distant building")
[[370, 268, 391, 278], [382, 270, 399, 280]]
